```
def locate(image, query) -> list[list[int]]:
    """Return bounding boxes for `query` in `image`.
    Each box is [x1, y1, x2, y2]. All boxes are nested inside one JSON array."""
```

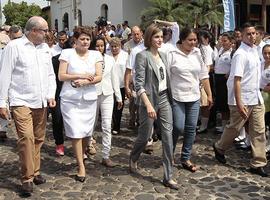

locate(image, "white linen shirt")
[[0, 35, 56, 108], [227, 42, 263, 105], [95, 54, 122, 102], [108, 50, 128, 88], [214, 47, 232, 74], [167, 47, 209, 102]]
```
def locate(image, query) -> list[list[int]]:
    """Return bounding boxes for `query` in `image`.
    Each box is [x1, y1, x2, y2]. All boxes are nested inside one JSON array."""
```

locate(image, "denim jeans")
[[172, 99, 200, 162]]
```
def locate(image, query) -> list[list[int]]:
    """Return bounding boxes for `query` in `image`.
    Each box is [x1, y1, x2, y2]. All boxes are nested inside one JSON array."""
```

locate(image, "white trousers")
[[96, 94, 114, 159], [0, 118, 8, 132]]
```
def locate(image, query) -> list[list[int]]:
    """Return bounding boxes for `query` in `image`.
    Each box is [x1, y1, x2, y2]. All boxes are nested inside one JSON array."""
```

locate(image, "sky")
[[2, 0, 49, 8]]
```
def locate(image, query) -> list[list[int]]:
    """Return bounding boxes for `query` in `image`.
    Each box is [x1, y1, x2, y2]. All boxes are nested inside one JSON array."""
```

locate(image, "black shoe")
[[33, 175, 46, 185], [197, 128, 207, 134], [21, 182, 33, 196], [162, 180, 179, 190], [75, 175, 85, 182], [250, 167, 268, 177], [213, 143, 226, 164]]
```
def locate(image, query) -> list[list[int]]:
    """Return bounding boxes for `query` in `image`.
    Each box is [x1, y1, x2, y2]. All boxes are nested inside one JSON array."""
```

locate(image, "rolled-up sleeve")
[[135, 52, 146, 96]]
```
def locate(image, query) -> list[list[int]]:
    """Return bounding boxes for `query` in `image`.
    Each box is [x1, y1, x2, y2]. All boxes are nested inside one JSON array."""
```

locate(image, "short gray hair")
[[9, 25, 22, 34], [24, 16, 44, 35]]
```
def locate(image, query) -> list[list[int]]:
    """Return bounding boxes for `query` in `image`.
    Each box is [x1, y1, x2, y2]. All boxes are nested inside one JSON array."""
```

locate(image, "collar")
[[171, 46, 200, 56], [240, 41, 257, 52]]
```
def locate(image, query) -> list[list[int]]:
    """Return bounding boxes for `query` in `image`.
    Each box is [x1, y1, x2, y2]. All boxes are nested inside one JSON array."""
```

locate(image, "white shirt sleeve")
[[232, 54, 245, 78], [59, 49, 70, 62], [171, 22, 180, 46], [0, 44, 16, 107]]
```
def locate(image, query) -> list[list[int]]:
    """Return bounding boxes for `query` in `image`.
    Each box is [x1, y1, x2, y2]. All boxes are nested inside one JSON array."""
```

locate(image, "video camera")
[[95, 17, 107, 29]]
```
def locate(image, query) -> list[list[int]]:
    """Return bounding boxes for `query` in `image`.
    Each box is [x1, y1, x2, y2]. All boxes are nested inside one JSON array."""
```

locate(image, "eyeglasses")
[[159, 67, 164, 80], [35, 28, 49, 33]]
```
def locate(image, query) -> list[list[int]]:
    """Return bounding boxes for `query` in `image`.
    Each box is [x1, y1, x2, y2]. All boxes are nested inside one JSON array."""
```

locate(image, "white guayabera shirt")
[[0, 35, 56, 108]]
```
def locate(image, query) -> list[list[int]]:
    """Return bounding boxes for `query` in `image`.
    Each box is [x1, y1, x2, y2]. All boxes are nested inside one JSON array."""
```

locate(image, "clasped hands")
[[71, 74, 95, 88]]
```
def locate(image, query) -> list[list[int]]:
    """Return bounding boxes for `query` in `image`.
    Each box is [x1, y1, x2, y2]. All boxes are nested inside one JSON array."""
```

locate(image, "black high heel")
[[75, 175, 85, 182]]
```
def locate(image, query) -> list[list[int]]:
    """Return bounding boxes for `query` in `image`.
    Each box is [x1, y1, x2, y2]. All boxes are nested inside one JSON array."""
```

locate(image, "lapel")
[[146, 50, 160, 81]]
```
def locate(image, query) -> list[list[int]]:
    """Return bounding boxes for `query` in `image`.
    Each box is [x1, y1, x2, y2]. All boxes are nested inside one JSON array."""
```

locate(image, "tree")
[[3, 0, 42, 28], [140, 0, 189, 29], [141, 0, 224, 29]]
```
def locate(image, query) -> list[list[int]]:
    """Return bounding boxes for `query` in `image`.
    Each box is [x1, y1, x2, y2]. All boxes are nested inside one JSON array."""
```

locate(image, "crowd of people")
[[0, 15, 270, 196]]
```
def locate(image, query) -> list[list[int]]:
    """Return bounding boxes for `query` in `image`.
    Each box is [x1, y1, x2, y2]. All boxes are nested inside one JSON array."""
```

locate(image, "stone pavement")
[[0, 105, 270, 200]]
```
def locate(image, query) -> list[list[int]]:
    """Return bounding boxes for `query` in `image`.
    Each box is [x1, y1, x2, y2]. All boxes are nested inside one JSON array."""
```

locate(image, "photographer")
[[95, 17, 112, 43]]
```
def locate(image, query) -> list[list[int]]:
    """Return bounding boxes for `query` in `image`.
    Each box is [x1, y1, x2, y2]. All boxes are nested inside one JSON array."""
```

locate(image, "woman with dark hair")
[[197, 29, 214, 133], [168, 27, 212, 172], [89, 37, 123, 167], [214, 32, 234, 134], [58, 26, 103, 182], [129, 24, 178, 190]]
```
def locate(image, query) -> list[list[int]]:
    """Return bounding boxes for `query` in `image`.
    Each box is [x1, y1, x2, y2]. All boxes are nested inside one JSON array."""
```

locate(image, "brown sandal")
[[181, 162, 197, 172]]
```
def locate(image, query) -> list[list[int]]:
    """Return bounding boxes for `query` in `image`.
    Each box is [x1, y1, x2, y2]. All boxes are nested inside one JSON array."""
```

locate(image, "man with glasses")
[[0, 16, 56, 196]]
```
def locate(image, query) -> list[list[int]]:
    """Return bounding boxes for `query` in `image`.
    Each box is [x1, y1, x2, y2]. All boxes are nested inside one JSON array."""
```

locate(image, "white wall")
[[50, 0, 150, 30]]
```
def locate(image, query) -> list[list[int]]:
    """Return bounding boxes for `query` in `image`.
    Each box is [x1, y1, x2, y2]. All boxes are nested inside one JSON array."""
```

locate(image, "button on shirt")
[[0, 35, 56, 108], [227, 42, 263, 105], [167, 47, 209, 102]]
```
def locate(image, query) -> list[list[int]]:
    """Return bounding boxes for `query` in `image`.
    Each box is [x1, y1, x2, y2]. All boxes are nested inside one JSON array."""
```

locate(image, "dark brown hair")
[[144, 24, 162, 49], [73, 26, 93, 40]]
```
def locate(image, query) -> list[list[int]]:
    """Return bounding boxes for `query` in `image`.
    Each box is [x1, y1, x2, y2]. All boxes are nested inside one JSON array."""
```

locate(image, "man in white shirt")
[[0, 16, 56, 195], [213, 23, 268, 177], [255, 25, 266, 63], [123, 26, 144, 128], [121, 21, 131, 40], [51, 31, 68, 57]]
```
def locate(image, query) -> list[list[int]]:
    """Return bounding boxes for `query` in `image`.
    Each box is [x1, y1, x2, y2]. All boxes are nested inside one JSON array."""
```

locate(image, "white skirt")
[[61, 99, 97, 139]]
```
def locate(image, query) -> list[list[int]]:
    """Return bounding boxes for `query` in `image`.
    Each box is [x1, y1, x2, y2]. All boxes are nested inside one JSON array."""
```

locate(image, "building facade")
[[235, 0, 270, 32], [49, 0, 150, 31]]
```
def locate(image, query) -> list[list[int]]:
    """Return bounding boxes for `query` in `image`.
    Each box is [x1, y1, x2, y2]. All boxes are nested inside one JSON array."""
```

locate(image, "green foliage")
[[3, 0, 42, 28], [141, 0, 224, 28]]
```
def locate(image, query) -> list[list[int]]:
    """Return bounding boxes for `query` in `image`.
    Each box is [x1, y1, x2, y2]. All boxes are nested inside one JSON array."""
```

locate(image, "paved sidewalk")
[[0, 107, 269, 200]]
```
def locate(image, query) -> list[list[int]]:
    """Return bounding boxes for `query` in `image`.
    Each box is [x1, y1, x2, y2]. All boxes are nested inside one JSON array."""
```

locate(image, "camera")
[[95, 17, 107, 28]]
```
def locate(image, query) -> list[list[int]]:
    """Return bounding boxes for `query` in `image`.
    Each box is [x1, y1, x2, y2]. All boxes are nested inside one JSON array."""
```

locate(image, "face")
[[263, 46, 270, 63], [95, 39, 105, 54], [181, 32, 197, 52], [9, 30, 23, 40], [234, 30, 242, 41], [242, 27, 256, 46], [255, 30, 264, 44], [150, 31, 163, 49], [58, 35, 68, 48], [33, 21, 49, 45], [200, 36, 209, 45], [132, 28, 143, 44], [75, 33, 91, 50], [221, 36, 232, 50], [110, 43, 121, 55]]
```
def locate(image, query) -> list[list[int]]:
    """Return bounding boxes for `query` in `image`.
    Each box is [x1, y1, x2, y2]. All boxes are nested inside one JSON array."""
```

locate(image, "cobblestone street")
[[0, 105, 270, 200]]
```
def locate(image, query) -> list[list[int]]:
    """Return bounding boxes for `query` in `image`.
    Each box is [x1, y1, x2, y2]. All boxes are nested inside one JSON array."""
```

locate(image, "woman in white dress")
[[58, 26, 102, 182]]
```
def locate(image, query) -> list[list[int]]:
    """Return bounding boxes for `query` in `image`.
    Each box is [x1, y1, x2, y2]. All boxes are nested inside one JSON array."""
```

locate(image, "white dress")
[[59, 48, 103, 139]]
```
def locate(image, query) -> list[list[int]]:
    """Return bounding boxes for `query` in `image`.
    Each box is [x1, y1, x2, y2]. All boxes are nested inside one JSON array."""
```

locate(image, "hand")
[[0, 108, 9, 120], [117, 102, 123, 110], [207, 95, 213, 110], [146, 104, 157, 119], [48, 99, 56, 108], [263, 85, 270, 92], [125, 88, 132, 99], [86, 74, 95, 82], [237, 103, 248, 120]]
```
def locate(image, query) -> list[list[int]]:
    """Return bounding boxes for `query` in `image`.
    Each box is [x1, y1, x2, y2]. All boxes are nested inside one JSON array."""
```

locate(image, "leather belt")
[[159, 89, 167, 96]]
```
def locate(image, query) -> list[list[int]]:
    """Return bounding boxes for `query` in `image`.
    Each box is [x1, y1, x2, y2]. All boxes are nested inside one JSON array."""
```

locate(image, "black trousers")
[[112, 88, 125, 132], [51, 98, 64, 145]]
